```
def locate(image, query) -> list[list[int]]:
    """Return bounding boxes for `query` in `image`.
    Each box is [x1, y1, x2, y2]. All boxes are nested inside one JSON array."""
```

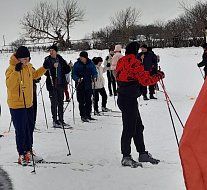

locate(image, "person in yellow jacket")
[[5, 46, 51, 166]]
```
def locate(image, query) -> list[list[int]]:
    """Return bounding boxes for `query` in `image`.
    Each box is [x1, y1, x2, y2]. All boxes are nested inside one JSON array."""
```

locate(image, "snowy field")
[[0, 47, 204, 190]]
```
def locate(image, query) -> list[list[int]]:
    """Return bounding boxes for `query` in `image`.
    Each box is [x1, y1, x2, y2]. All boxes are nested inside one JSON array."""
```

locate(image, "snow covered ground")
[[0, 47, 204, 190]]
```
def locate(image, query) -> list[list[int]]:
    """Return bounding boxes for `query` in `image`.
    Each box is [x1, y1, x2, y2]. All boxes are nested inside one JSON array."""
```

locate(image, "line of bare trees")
[[91, 1, 207, 49], [9, 0, 207, 51]]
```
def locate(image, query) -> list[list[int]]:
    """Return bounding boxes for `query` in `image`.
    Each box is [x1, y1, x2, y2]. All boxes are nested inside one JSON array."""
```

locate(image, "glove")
[[43, 61, 52, 69], [78, 78, 83, 83], [157, 70, 165, 79], [93, 77, 97, 82], [15, 62, 23, 72]]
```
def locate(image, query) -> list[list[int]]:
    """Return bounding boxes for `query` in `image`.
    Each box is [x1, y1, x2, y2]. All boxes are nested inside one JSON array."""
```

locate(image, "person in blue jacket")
[[72, 51, 98, 122]]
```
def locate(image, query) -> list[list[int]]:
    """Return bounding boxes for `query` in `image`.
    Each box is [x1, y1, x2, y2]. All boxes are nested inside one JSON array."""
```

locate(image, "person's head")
[[79, 51, 88, 64], [49, 45, 58, 58], [92, 57, 103, 67], [147, 47, 153, 52], [125, 42, 140, 56], [15, 46, 30, 65], [114, 45, 122, 53], [202, 43, 207, 51], [140, 44, 148, 52], [109, 46, 115, 56]]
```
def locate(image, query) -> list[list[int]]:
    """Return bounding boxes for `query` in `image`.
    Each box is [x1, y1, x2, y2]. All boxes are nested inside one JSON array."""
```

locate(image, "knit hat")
[[49, 45, 58, 52], [114, 45, 122, 52], [125, 42, 140, 55], [15, 46, 30, 59], [79, 51, 88, 59]]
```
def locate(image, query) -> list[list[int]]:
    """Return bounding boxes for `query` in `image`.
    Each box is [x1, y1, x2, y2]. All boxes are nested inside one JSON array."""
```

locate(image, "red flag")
[[179, 79, 207, 190]]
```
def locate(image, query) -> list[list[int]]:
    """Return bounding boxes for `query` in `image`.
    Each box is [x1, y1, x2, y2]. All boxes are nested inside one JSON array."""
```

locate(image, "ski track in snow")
[[0, 47, 203, 190]]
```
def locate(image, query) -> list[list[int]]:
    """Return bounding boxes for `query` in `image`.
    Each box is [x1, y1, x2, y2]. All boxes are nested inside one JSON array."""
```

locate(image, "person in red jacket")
[[116, 42, 164, 168]]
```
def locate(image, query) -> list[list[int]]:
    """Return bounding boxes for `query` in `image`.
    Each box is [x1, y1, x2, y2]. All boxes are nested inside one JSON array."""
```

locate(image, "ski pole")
[[63, 81, 81, 113], [20, 71, 36, 174], [111, 71, 117, 107], [71, 82, 75, 124], [37, 81, 46, 96], [48, 70, 71, 156], [159, 79, 179, 147], [158, 85, 184, 129], [39, 82, 48, 129], [199, 67, 205, 80], [8, 119, 12, 133]]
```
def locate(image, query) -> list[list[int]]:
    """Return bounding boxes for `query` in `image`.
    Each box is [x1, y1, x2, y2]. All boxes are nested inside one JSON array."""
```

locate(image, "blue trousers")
[[10, 107, 35, 155]]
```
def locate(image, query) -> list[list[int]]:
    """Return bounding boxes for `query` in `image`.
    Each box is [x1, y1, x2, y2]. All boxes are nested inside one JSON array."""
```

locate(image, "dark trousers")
[[49, 87, 64, 122], [64, 84, 70, 100], [141, 85, 155, 96], [77, 88, 92, 118], [107, 70, 117, 95], [117, 95, 146, 157], [33, 92, 37, 124], [10, 107, 35, 155], [93, 88, 107, 111]]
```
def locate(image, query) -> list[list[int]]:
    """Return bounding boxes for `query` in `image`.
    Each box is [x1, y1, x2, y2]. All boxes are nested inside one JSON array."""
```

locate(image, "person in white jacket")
[[104, 47, 117, 96], [111, 45, 123, 78], [92, 57, 111, 115]]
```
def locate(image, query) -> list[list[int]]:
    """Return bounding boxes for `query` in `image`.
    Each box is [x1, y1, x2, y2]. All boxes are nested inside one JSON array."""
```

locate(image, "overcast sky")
[[0, 0, 198, 45]]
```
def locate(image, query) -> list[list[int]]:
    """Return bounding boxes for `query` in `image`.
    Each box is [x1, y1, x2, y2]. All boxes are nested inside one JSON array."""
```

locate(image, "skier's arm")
[[62, 58, 71, 74], [32, 64, 47, 80], [72, 63, 79, 82], [130, 59, 161, 86], [198, 60, 207, 67], [5, 66, 20, 90]]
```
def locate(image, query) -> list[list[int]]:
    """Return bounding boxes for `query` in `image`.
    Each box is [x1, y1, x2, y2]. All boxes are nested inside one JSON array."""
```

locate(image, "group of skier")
[[5, 42, 166, 167]]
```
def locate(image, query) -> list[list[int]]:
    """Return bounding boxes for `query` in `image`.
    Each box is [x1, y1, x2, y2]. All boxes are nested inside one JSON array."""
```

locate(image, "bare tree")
[[61, 0, 85, 44], [110, 7, 141, 29], [21, 0, 85, 49], [110, 7, 141, 43]]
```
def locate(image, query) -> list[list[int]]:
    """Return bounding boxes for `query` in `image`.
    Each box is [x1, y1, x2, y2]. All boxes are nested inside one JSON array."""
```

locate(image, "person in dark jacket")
[[44, 45, 71, 128], [137, 44, 158, 100], [198, 43, 207, 79], [116, 42, 164, 168], [72, 51, 98, 122]]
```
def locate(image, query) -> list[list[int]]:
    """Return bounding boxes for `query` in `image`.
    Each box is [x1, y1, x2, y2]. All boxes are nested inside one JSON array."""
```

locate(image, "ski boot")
[[18, 155, 27, 166], [139, 151, 160, 165], [86, 116, 96, 121], [94, 110, 101, 116], [81, 117, 89, 122], [121, 156, 143, 168], [143, 95, 149, 101], [150, 95, 157, 100], [102, 107, 111, 112]]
